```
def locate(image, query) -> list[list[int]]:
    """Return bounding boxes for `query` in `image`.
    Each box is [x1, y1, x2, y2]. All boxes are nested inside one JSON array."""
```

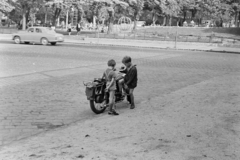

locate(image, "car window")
[[45, 28, 56, 34], [28, 28, 34, 33], [36, 28, 42, 33]]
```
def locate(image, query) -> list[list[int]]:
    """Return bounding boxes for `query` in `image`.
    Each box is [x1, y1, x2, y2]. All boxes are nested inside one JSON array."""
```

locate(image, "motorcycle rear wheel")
[[90, 100, 106, 114]]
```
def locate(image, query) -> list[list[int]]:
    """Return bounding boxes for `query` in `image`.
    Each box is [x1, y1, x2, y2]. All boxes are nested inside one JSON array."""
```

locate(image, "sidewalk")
[[1, 34, 240, 53]]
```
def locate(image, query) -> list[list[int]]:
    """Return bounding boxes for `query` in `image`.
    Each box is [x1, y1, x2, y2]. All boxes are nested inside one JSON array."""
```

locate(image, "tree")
[[144, 0, 165, 26], [162, 0, 181, 26], [125, 0, 144, 31], [0, 0, 15, 27], [9, 0, 45, 30], [89, 1, 107, 27], [0, 0, 14, 13], [45, 1, 63, 26], [90, 0, 129, 34], [45, 0, 86, 27], [227, 0, 240, 27]]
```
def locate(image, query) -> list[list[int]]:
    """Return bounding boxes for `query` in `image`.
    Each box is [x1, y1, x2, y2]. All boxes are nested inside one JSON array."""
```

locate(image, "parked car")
[[12, 27, 64, 45]]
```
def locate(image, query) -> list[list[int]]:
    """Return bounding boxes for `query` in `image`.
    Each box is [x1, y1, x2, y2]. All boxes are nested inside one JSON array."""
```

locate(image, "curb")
[[63, 41, 240, 54], [0, 39, 239, 54]]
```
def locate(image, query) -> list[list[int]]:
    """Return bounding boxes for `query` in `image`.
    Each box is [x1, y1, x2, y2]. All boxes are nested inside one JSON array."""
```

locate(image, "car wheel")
[[14, 36, 21, 44], [41, 38, 48, 45], [51, 42, 56, 45]]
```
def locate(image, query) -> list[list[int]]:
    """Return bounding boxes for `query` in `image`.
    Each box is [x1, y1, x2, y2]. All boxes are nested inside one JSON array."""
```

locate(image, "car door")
[[22, 28, 34, 41], [35, 28, 43, 42]]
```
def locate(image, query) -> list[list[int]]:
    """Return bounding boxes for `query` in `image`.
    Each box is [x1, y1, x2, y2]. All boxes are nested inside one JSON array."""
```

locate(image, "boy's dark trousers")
[[129, 88, 135, 109]]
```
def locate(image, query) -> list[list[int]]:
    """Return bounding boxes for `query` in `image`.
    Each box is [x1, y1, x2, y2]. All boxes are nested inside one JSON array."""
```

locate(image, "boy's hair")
[[122, 56, 131, 64], [108, 59, 116, 67]]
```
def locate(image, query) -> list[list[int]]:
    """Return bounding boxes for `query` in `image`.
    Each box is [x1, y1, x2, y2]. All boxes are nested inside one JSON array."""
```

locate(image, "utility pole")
[[45, 6, 48, 24], [175, 26, 178, 49], [66, 10, 68, 29]]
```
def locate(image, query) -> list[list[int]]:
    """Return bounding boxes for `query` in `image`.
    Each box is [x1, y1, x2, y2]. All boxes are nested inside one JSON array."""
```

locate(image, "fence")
[[87, 30, 240, 44], [0, 28, 18, 34]]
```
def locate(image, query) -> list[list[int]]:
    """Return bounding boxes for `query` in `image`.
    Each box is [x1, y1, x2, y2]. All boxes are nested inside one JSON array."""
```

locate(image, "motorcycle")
[[84, 68, 131, 114]]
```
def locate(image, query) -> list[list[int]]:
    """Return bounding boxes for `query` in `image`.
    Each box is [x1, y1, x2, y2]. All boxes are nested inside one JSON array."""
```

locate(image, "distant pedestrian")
[[101, 27, 104, 33], [76, 21, 82, 36], [67, 22, 72, 36]]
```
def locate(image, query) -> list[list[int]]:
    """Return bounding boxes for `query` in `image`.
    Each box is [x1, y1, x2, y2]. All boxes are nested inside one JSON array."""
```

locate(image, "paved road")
[[0, 42, 239, 146]]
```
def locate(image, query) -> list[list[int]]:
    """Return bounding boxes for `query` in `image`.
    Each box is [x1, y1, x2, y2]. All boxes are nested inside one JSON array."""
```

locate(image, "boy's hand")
[[124, 84, 128, 89]]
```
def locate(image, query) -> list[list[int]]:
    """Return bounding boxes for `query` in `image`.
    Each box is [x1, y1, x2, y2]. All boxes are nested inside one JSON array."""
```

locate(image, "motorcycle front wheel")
[[90, 100, 106, 114]]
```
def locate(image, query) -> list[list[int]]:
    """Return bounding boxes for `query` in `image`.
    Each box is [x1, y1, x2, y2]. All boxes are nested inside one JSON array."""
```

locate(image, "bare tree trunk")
[[52, 8, 58, 27], [152, 11, 157, 26], [235, 11, 239, 27], [107, 15, 114, 34], [238, 11, 240, 27], [107, 7, 114, 34], [21, 6, 29, 30], [219, 18, 223, 27], [77, 9, 81, 23], [176, 17, 180, 26], [162, 15, 166, 26], [133, 19, 137, 31], [235, 11, 238, 27], [26, 9, 30, 24], [183, 10, 186, 22], [132, 12, 139, 31], [169, 16, 172, 26], [52, 8, 61, 27], [191, 9, 197, 21], [165, 16, 169, 26], [78, 7, 84, 23], [198, 18, 201, 26], [22, 12, 26, 30], [166, 15, 172, 26], [107, 19, 114, 34]]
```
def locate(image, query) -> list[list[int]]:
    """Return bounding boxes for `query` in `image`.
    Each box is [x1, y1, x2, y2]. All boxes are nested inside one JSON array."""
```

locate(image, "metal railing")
[[89, 31, 240, 44], [0, 28, 18, 34]]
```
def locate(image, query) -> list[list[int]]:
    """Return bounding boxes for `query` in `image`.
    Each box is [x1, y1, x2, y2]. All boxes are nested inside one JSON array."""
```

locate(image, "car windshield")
[[44, 28, 56, 34]]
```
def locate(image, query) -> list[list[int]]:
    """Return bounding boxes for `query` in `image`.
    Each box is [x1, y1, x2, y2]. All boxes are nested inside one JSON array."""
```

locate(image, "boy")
[[102, 59, 119, 115], [119, 56, 138, 109]]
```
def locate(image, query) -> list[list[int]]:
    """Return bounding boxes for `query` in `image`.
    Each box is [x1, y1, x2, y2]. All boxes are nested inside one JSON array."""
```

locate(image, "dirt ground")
[[0, 71, 239, 160]]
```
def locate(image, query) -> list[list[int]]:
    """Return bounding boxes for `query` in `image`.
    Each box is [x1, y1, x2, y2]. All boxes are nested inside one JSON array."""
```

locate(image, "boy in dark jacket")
[[119, 56, 138, 109]]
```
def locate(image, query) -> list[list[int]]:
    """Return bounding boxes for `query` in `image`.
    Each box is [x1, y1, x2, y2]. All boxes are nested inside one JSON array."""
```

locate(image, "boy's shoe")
[[108, 109, 119, 115], [130, 105, 135, 109]]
